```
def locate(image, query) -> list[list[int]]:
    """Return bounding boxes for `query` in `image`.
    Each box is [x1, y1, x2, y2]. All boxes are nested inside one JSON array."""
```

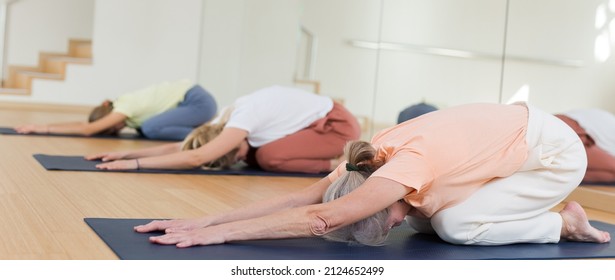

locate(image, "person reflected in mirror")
[[397, 102, 438, 124], [555, 108, 615, 184], [14, 79, 217, 141], [86, 85, 361, 174], [134, 102, 610, 248]]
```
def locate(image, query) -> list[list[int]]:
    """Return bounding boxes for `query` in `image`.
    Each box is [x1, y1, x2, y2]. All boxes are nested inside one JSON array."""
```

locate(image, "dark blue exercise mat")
[[33, 154, 326, 178], [84, 217, 615, 260], [0, 127, 172, 141], [581, 181, 615, 186]]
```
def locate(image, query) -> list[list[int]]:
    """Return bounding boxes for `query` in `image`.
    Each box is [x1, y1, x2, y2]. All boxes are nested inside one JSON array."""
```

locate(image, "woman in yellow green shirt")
[[14, 79, 217, 141]]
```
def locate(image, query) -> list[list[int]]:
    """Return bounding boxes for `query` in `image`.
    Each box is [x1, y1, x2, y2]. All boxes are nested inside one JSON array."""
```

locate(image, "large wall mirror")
[[293, 0, 615, 138], [199, 0, 383, 139], [295, 0, 508, 137], [297, 0, 382, 138], [373, 0, 507, 133], [502, 0, 615, 114]]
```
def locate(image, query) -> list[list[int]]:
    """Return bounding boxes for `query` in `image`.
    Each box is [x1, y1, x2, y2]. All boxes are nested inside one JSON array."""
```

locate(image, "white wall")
[[236, 0, 301, 95], [199, 0, 302, 108], [0, 0, 202, 106], [198, 0, 244, 107], [0, 0, 302, 109], [299, 0, 381, 126], [4, 0, 94, 67], [78, 0, 202, 102]]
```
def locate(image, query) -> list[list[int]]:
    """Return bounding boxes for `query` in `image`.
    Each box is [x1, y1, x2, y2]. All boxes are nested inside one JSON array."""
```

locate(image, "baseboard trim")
[[0, 101, 92, 113]]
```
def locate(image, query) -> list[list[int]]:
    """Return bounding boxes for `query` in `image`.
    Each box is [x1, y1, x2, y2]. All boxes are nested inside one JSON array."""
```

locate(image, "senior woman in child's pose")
[[135, 102, 610, 247]]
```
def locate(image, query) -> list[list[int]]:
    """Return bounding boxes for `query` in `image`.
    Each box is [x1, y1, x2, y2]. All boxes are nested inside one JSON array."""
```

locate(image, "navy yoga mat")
[[581, 181, 615, 186], [0, 126, 170, 141], [85, 218, 615, 260], [33, 154, 326, 178]]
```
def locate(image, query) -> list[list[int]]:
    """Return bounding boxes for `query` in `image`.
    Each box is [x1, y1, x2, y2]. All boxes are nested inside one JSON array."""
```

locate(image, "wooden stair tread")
[[3, 39, 92, 93], [46, 56, 92, 63], [16, 71, 63, 79], [0, 88, 30, 95]]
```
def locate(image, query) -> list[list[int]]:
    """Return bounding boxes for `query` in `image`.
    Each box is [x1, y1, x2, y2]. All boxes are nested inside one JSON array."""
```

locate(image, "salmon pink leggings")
[[255, 102, 361, 173]]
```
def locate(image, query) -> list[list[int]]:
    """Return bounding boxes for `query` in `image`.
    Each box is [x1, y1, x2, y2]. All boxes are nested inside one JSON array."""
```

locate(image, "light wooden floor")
[[1, 106, 614, 260]]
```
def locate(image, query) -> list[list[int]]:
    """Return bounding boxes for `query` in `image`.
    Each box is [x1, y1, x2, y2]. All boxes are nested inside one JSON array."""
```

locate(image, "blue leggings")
[[140, 85, 217, 141]]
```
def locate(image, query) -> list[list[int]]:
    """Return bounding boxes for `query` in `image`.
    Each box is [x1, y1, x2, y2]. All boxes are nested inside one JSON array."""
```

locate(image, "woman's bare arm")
[[135, 176, 333, 233], [145, 177, 409, 247], [85, 142, 184, 162], [14, 112, 127, 136], [94, 127, 248, 170]]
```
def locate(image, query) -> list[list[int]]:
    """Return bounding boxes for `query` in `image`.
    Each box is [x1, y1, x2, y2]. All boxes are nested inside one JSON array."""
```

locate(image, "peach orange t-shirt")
[[327, 103, 529, 218]]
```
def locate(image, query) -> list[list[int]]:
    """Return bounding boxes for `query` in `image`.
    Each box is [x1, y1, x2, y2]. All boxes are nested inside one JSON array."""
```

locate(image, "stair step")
[[3, 39, 92, 94], [0, 88, 29, 95], [17, 71, 63, 79], [47, 56, 92, 64], [12, 71, 63, 89], [42, 56, 92, 75], [69, 39, 92, 58]]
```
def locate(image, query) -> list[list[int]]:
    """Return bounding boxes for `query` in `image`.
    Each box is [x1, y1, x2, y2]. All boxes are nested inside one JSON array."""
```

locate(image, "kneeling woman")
[[88, 85, 361, 174], [15, 79, 217, 141], [135, 102, 610, 247]]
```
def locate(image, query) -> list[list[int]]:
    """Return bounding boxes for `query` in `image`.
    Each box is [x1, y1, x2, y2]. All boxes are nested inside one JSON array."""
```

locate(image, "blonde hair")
[[181, 107, 238, 169], [322, 140, 389, 246]]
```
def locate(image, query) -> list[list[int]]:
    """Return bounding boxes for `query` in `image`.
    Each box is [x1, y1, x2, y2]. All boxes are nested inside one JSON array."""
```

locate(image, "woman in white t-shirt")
[[87, 85, 361, 174]]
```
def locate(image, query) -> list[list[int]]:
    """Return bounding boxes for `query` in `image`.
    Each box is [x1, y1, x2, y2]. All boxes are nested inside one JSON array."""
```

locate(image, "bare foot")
[[559, 201, 610, 243]]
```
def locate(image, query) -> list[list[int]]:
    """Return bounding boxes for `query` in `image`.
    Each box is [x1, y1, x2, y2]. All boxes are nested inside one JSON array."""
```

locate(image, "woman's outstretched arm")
[[14, 112, 127, 136], [94, 127, 248, 170], [135, 176, 333, 233], [144, 177, 408, 247], [85, 141, 184, 162]]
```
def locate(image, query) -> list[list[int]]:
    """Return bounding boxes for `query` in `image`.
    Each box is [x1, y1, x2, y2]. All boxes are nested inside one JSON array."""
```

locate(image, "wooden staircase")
[[0, 39, 92, 95]]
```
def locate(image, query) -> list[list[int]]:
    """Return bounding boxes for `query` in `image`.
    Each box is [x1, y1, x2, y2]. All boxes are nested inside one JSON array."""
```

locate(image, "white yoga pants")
[[407, 104, 587, 245]]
